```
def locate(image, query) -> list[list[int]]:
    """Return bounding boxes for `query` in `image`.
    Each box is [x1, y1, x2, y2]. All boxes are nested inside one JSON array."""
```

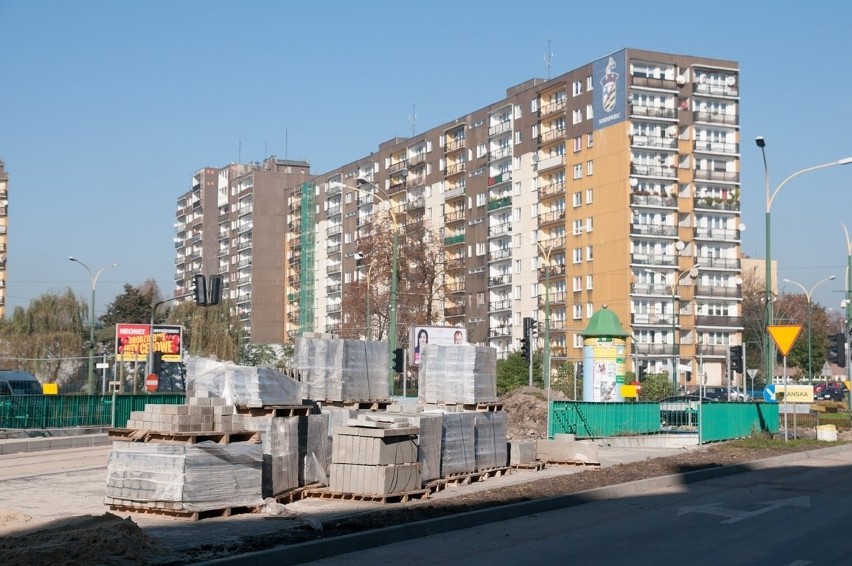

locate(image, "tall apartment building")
[[0, 160, 6, 317], [178, 48, 742, 388], [173, 157, 312, 343]]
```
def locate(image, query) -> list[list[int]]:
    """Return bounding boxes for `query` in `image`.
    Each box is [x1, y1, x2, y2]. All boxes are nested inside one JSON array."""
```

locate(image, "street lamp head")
[[838, 157, 852, 166], [829, 275, 837, 281], [755, 136, 766, 148], [68, 256, 77, 262]]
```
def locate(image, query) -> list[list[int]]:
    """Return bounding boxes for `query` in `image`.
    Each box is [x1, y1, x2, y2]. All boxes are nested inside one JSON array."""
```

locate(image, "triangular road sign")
[[768, 325, 802, 357]]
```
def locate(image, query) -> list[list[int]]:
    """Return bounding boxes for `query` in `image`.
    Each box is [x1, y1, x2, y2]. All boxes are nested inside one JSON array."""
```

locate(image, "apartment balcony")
[[539, 181, 566, 199], [326, 282, 341, 294], [487, 172, 511, 186], [327, 224, 342, 237], [489, 325, 512, 338], [538, 99, 566, 116], [444, 233, 465, 247], [489, 274, 511, 287], [630, 193, 677, 208], [631, 253, 677, 267], [695, 285, 740, 299], [408, 153, 426, 167], [445, 305, 466, 318], [327, 262, 341, 274], [632, 343, 673, 355], [488, 223, 512, 238], [388, 160, 408, 174], [446, 162, 466, 176], [489, 298, 512, 312], [630, 163, 677, 178], [538, 264, 567, 278], [540, 235, 566, 252], [547, 319, 568, 332], [695, 256, 740, 270], [630, 75, 678, 90], [444, 209, 466, 224], [387, 181, 406, 195], [694, 140, 739, 154], [489, 146, 512, 161], [694, 169, 740, 183], [444, 186, 465, 200], [540, 128, 567, 144], [693, 197, 740, 212], [630, 105, 677, 119], [693, 111, 738, 126], [631, 223, 678, 238], [631, 312, 675, 326], [538, 208, 566, 227], [327, 303, 341, 314], [630, 135, 678, 150], [488, 248, 511, 262], [695, 344, 728, 357], [539, 290, 567, 306], [445, 138, 466, 152], [488, 121, 512, 136], [536, 154, 565, 172], [695, 315, 742, 328], [694, 227, 740, 242], [326, 323, 341, 334], [446, 280, 466, 293], [487, 196, 511, 211], [694, 82, 739, 98], [445, 257, 466, 271], [630, 282, 672, 296]]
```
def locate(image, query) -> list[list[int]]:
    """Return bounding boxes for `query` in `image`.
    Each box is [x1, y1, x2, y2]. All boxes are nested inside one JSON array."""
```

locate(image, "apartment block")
[[177, 48, 743, 387]]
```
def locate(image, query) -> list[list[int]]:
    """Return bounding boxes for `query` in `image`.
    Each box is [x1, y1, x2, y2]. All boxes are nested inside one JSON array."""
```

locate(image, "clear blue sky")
[[1, 0, 850, 318]]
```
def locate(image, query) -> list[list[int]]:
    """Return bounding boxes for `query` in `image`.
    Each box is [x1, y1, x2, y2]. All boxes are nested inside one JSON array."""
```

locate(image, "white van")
[[0, 370, 42, 395]]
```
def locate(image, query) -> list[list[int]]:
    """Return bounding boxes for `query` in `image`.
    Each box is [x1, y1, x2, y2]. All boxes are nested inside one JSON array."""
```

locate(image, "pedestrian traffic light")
[[393, 348, 405, 373], [729, 345, 743, 373], [193, 274, 207, 306]]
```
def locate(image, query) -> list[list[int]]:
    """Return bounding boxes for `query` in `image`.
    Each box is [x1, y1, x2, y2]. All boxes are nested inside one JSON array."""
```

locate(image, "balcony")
[[488, 248, 511, 262], [444, 234, 465, 246], [631, 223, 678, 238], [406, 197, 425, 211], [630, 105, 677, 119], [695, 344, 728, 357], [694, 140, 739, 154], [388, 160, 408, 174], [632, 343, 673, 355], [631, 75, 678, 90], [326, 283, 341, 294], [445, 138, 466, 152], [630, 135, 678, 150], [540, 128, 567, 144], [487, 172, 511, 186], [694, 82, 738, 98], [539, 181, 566, 198], [694, 169, 740, 183], [630, 193, 677, 208], [327, 303, 341, 314], [693, 111, 737, 126], [444, 209, 466, 224], [539, 290, 567, 306], [488, 121, 512, 136], [631, 253, 677, 267], [695, 315, 742, 328], [446, 280, 466, 293], [487, 196, 511, 211], [489, 299, 512, 312], [408, 153, 426, 167], [539, 99, 566, 116], [694, 227, 740, 241], [695, 285, 740, 299], [445, 257, 466, 271], [489, 146, 512, 161], [489, 274, 511, 287], [446, 162, 467, 176], [536, 154, 565, 171], [693, 197, 740, 212], [488, 223, 512, 237], [631, 282, 672, 296], [445, 305, 466, 318], [538, 209, 566, 226], [630, 163, 677, 178], [489, 326, 512, 338], [695, 256, 739, 270], [631, 312, 675, 326], [538, 264, 567, 278], [540, 234, 566, 252]]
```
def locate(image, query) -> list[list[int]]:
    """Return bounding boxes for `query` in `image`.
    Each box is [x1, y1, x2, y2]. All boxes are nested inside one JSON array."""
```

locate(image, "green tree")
[[636, 372, 676, 401], [496, 351, 543, 395], [0, 289, 87, 390], [167, 300, 244, 361]]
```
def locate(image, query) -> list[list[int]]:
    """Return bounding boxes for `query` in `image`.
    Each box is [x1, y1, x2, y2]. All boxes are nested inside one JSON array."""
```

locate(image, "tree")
[[167, 299, 245, 362], [635, 372, 675, 401], [496, 351, 543, 395], [100, 281, 166, 352], [0, 289, 87, 390]]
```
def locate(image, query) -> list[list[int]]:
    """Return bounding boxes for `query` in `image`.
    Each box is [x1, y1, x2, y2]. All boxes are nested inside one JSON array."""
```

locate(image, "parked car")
[[817, 383, 847, 402], [659, 395, 715, 428]]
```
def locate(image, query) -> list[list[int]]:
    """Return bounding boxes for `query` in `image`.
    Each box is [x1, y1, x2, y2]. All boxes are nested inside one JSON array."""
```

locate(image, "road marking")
[[677, 496, 810, 524]]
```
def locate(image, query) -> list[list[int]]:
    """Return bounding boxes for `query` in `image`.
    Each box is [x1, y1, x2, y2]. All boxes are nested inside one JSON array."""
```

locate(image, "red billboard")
[[115, 323, 183, 363]]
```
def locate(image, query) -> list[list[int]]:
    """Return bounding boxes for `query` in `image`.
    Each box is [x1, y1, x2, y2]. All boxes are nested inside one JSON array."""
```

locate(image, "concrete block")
[[330, 462, 420, 495], [509, 441, 537, 465], [536, 438, 600, 464], [817, 424, 838, 442]]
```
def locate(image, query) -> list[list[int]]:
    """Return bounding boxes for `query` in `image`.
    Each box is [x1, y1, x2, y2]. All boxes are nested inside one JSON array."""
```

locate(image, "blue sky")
[[1, 0, 850, 318]]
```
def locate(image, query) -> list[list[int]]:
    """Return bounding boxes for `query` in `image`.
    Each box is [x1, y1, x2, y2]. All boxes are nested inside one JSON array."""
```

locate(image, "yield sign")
[[768, 325, 802, 357]]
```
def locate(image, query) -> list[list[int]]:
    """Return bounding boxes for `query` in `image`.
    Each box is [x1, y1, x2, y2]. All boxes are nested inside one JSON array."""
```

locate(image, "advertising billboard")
[[592, 49, 627, 131], [115, 323, 183, 363], [410, 325, 467, 365]]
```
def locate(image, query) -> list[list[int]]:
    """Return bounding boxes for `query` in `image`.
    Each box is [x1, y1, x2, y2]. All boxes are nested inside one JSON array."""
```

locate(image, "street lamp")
[[782, 275, 836, 382], [68, 257, 118, 393], [841, 223, 852, 382], [349, 177, 401, 394], [354, 251, 377, 340], [536, 238, 556, 392], [755, 136, 852, 385], [645, 266, 698, 390]]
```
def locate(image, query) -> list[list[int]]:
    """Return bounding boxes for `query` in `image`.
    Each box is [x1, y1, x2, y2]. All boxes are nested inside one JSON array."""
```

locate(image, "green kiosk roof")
[[581, 305, 629, 338]]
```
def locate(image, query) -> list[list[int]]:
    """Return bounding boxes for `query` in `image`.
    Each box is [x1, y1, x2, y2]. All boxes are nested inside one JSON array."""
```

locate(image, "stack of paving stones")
[[124, 397, 245, 433], [329, 414, 420, 496], [295, 337, 388, 402]]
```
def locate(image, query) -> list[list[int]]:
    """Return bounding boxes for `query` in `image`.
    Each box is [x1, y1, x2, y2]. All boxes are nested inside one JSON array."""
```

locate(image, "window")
[[586, 160, 594, 176], [573, 248, 582, 263], [573, 136, 582, 152], [514, 286, 521, 300], [586, 274, 593, 289], [572, 219, 583, 235], [515, 259, 522, 273], [572, 192, 582, 207], [476, 193, 486, 206], [531, 99, 538, 112], [586, 104, 593, 120], [573, 304, 583, 320], [475, 242, 486, 256], [573, 276, 582, 291], [585, 217, 593, 232], [572, 109, 583, 124], [586, 246, 593, 261], [573, 164, 583, 180], [514, 105, 522, 119], [585, 188, 593, 204], [514, 131, 522, 144], [586, 75, 593, 91], [586, 303, 594, 317], [477, 144, 487, 158], [572, 80, 582, 96], [587, 132, 594, 147]]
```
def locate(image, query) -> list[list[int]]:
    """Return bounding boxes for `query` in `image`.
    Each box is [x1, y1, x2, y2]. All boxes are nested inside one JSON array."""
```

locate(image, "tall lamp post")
[[755, 137, 852, 385], [842, 224, 852, 383], [68, 257, 118, 393], [354, 252, 377, 340], [782, 275, 836, 382], [349, 177, 400, 394]]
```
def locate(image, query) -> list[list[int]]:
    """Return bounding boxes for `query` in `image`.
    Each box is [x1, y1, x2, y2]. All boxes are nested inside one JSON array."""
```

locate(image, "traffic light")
[[521, 317, 534, 362], [637, 363, 647, 382], [828, 333, 845, 366], [152, 351, 163, 377], [393, 348, 405, 373], [729, 345, 743, 373], [208, 274, 223, 305], [193, 274, 207, 306]]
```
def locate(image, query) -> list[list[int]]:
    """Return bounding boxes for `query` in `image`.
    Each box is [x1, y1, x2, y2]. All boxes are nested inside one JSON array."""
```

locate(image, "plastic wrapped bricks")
[[185, 357, 302, 407], [418, 344, 498, 404], [295, 337, 388, 401]]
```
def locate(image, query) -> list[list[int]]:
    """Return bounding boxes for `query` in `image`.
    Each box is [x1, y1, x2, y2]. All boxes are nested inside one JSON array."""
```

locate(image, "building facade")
[[177, 48, 743, 387]]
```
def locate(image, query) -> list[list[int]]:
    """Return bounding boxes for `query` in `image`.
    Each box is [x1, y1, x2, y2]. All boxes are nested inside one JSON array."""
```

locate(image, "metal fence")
[[549, 400, 782, 444], [0, 394, 186, 429]]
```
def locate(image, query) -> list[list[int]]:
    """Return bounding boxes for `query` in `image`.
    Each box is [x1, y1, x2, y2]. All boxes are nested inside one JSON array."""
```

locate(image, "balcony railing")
[[539, 290, 567, 306], [694, 140, 739, 154], [444, 209, 466, 223], [488, 196, 511, 211], [630, 135, 678, 150], [693, 197, 740, 211], [445, 138, 466, 152], [693, 111, 737, 126], [631, 253, 677, 267], [694, 169, 740, 183], [539, 181, 566, 198], [489, 146, 512, 160], [631, 224, 678, 237], [445, 305, 465, 317], [489, 274, 511, 286], [446, 162, 467, 176], [539, 99, 566, 116], [631, 312, 675, 325], [488, 248, 511, 262], [630, 163, 677, 178], [488, 223, 512, 237], [695, 256, 740, 270], [444, 234, 465, 246], [631, 76, 678, 90], [630, 282, 672, 296], [538, 264, 567, 278], [695, 285, 740, 299], [489, 326, 512, 338], [630, 193, 677, 208], [540, 128, 567, 144], [695, 315, 742, 328], [630, 105, 677, 119], [489, 299, 512, 312], [446, 280, 466, 293], [538, 209, 566, 225], [536, 154, 565, 171], [488, 172, 511, 186], [488, 121, 511, 136], [694, 227, 740, 241]]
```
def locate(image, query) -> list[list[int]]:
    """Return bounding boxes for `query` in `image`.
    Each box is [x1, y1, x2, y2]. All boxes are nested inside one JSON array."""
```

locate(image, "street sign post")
[[767, 325, 803, 442]]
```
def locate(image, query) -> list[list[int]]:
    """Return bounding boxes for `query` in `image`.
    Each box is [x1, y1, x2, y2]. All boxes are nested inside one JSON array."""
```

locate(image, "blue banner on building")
[[592, 49, 627, 130]]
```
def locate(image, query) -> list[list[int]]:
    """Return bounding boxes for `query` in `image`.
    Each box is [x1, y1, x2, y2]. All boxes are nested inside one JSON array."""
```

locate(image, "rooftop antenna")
[[544, 39, 553, 79], [409, 104, 417, 137], [285, 127, 288, 160], [238, 140, 242, 163]]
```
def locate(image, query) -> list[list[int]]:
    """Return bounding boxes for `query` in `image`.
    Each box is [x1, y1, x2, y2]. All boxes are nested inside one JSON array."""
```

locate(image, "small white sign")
[[96, 363, 109, 369]]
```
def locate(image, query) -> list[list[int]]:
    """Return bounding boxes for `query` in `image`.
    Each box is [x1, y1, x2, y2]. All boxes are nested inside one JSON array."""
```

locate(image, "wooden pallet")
[[425, 402, 504, 412], [301, 486, 430, 504], [107, 428, 260, 445], [545, 460, 601, 467], [271, 483, 324, 505], [426, 466, 511, 492], [511, 461, 546, 471], [321, 400, 393, 411], [236, 405, 313, 417], [106, 499, 258, 521]]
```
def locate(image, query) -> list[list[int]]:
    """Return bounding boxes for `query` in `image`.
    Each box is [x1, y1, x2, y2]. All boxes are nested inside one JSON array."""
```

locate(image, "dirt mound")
[[500, 386, 564, 440], [0, 512, 169, 566]]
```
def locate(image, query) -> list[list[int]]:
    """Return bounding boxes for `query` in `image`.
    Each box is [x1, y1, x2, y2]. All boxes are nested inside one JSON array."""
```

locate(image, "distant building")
[[176, 48, 743, 387]]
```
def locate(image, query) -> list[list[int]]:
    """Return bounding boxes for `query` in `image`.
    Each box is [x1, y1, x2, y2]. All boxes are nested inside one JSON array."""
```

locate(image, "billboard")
[[411, 325, 467, 365], [115, 323, 183, 363], [592, 49, 627, 131]]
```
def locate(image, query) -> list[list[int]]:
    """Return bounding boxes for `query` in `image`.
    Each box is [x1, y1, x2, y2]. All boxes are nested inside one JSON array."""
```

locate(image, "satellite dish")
[[725, 76, 736, 86], [629, 177, 639, 187], [667, 125, 678, 137], [675, 241, 686, 251], [675, 75, 686, 86], [699, 74, 707, 84], [739, 223, 746, 231]]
